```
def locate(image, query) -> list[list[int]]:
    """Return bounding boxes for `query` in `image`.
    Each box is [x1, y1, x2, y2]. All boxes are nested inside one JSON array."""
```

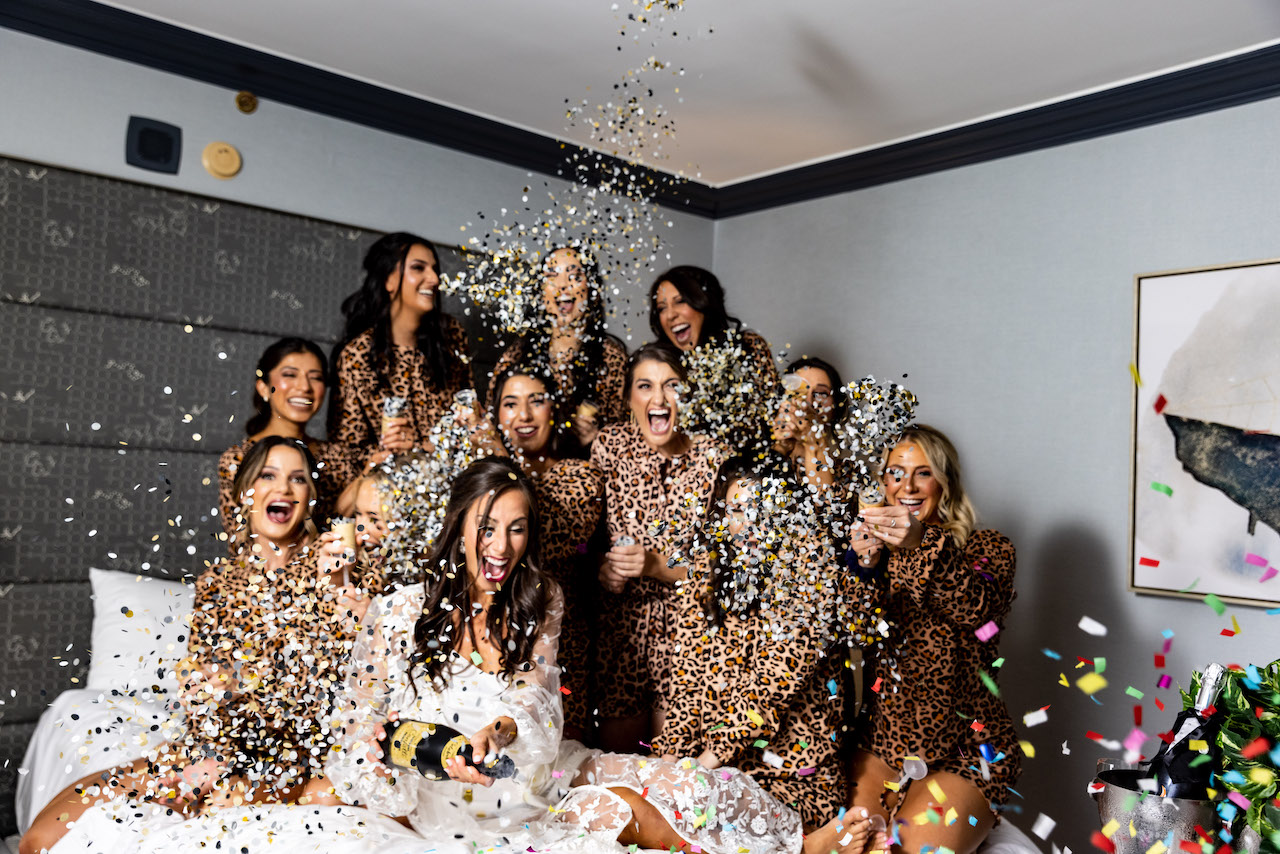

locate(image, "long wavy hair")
[[229, 435, 319, 556], [881, 424, 977, 547], [647, 265, 742, 350], [514, 246, 623, 414], [328, 232, 450, 433], [489, 363, 571, 461], [244, 337, 328, 436], [410, 457, 550, 693]]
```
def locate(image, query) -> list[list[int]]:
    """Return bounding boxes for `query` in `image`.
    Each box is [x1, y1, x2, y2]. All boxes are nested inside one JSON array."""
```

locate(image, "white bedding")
[[16, 688, 173, 834], [16, 689, 1044, 853]]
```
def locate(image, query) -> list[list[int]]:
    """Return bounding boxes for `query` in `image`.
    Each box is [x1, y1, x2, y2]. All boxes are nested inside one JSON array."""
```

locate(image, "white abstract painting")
[[1132, 260, 1280, 606]]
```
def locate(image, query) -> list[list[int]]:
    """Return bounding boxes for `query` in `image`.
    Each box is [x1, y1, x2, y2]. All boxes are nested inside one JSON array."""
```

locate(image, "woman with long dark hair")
[[324, 456, 803, 853], [590, 343, 723, 753], [655, 455, 879, 854], [329, 232, 472, 464], [648, 265, 779, 386], [216, 337, 347, 548], [24, 437, 382, 853], [847, 425, 1021, 854], [488, 245, 627, 453], [490, 364, 603, 738]]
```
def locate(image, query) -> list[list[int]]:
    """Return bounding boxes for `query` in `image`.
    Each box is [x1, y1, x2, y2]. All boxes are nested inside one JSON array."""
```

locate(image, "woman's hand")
[[848, 521, 885, 569], [334, 586, 371, 627], [571, 409, 599, 447], [599, 543, 645, 593], [446, 717, 517, 787], [380, 416, 413, 452], [467, 415, 507, 457], [317, 531, 356, 582], [859, 505, 925, 551], [368, 721, 394, 779]]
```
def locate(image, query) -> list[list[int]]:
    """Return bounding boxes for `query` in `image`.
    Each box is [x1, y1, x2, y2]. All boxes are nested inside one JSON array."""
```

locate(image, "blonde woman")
[[847, 425, 1020, 854]]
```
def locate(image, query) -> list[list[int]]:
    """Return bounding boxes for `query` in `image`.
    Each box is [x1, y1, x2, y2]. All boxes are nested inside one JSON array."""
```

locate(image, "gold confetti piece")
[[1101, 819, 1120, 838], [1188, 739, 1208, 752], [1076, 672, 1107, 695], [1019, 740, 1036, 758], [927, 780, 947, 802]]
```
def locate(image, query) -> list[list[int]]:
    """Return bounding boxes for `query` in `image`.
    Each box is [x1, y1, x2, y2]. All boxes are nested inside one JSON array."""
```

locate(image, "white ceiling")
[[96, 0, 1280, 186]]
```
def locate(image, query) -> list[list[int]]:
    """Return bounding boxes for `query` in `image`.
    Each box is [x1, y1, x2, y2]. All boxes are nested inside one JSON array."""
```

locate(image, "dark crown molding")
[[5, 0, 1280, 219]]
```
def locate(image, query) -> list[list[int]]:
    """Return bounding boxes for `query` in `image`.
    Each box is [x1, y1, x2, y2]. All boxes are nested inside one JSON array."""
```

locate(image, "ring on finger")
[[890, 518, 896, 528]]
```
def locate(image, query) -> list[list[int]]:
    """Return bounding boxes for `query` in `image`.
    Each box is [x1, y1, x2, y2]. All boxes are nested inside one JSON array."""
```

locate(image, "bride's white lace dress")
[[323, 583, 804, 854]]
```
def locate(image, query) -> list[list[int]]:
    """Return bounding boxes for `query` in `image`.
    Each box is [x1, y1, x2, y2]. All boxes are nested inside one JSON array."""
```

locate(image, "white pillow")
[[87, 568, 194, 694]]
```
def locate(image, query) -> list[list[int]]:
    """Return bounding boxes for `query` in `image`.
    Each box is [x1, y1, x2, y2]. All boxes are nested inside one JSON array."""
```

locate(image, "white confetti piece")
[[1078, 615, 1107, 636]]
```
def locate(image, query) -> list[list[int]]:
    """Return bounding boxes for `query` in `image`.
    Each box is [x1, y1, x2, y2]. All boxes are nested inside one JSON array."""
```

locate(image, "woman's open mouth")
[[670, 323, 692, 345], [898, 498, 924, 515], [514, 425, 538, 439], [481, 556, 510, 582], [647, 407, 672, 436], [265, 500, 294, 525], [556, 296, 576, 316], [286, 396, 314, 409]]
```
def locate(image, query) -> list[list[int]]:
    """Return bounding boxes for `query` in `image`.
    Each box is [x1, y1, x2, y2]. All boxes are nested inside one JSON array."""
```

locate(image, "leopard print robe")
[[589, 421, 723, 719], [331, 318, 472, 465], [529, 458, 604, 731], [183, 547, 385, 787], [655, 543, 872, 828], [861, 526, 1021, 810]]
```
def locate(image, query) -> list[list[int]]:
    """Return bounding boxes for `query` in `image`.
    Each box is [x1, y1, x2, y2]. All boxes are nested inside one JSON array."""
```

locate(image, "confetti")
[[974, 621, 1000, 642], [1077, 673, 1108, 695], [1149, 482, 1172, 496], [1245, 553, 1268, 567], [1023, 708, 1049, 729], [1078, 616, 1108, 636], [1032, 814, 1057, 840], [1203, 594, 1226, 616]]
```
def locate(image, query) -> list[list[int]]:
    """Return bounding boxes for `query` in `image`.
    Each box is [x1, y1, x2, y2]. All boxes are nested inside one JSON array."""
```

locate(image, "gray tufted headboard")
[[0, 155, 496, 835]]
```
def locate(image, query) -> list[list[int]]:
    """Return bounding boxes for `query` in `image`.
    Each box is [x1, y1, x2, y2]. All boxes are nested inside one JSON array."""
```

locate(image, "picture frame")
[[1130, 257, 1280, 607]]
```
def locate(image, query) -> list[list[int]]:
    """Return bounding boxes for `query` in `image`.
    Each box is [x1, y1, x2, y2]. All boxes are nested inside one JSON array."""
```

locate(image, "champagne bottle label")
[[388, 721, 435, 769], [438, 734, 469, 766]]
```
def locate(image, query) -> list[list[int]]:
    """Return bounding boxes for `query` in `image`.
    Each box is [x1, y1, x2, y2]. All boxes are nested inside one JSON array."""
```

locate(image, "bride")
[[323, 455, 807, 853]]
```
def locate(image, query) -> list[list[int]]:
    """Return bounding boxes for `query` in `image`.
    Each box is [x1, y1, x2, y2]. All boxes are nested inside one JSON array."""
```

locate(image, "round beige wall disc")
[[202, 141, 242, 179]]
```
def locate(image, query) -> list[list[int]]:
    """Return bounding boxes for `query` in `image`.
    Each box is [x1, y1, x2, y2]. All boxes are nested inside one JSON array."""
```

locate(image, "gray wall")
[[713, 95, 1280, 849]]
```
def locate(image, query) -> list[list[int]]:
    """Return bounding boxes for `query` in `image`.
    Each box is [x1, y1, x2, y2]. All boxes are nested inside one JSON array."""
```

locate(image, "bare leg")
[[892, 771, 994, 854], [848, 749, 896, 831], [20, 756, 171, 854], [296, 775, 345, 807], [597, 713, 650, 754], [609, 786, 688, 851]]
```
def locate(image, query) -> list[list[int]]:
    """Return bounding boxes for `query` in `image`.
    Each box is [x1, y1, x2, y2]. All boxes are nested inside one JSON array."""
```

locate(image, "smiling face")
[[461, 488, 530, 593], [654, 280, 704, 351], [541, 248, 589, 328], [353, 478, 389, 551], [386, 243, 440, 318], [792, 366, 835, 429], [497, 374, 554, 458], [255, 351, 326, 428], [882, 442, 942, 524], [628, 358, 684, 451], [243, 444, 311, 543]]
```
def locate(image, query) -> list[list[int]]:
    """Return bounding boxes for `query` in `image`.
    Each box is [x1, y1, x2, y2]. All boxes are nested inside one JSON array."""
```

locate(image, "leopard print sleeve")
[[741, 330, 781, 398], [651, 560, 714, 758], [442, 314, 473, 394], [891, 527, 1016, 631], [332, 333, 380, 459], [596, 337, 628, 426]]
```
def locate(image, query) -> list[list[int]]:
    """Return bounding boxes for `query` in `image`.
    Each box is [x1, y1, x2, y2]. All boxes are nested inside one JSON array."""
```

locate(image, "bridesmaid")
[[488, 245, 627, 453], [329, 232, 473, 468], [591, 343, 723, 752], [771, 356, 852, 496], [655, 455, 877, 854], [847, 425, 1021, 854], [648, 264, 780, 391], [22, 437, 382, 852], [217, 337, 349, 550], [490, 364, 603, 738]]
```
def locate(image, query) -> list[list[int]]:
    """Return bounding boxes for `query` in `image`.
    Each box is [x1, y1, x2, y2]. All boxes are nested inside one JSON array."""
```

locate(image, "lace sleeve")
[[325, 591, 420, 818], [496, 584, 565, 767]]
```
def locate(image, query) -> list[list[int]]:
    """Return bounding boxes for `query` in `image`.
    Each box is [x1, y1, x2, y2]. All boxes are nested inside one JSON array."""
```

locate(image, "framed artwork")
[[1131, 258, 1280, 607]]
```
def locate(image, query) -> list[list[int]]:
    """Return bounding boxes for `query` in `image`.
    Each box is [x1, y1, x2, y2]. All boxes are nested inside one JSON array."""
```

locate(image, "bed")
[[12, 569, 1043, 854]]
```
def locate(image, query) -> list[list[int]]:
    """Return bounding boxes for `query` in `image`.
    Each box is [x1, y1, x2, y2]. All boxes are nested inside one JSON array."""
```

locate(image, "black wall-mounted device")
[[125, 116, 181, 174]]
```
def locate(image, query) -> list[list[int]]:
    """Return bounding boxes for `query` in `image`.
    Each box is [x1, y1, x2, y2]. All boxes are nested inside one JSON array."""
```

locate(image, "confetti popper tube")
[[382, 396, 409, 436]]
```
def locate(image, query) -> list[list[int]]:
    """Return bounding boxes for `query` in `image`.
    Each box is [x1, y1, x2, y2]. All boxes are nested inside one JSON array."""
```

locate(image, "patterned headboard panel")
[[0, 155, 497, 834]]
